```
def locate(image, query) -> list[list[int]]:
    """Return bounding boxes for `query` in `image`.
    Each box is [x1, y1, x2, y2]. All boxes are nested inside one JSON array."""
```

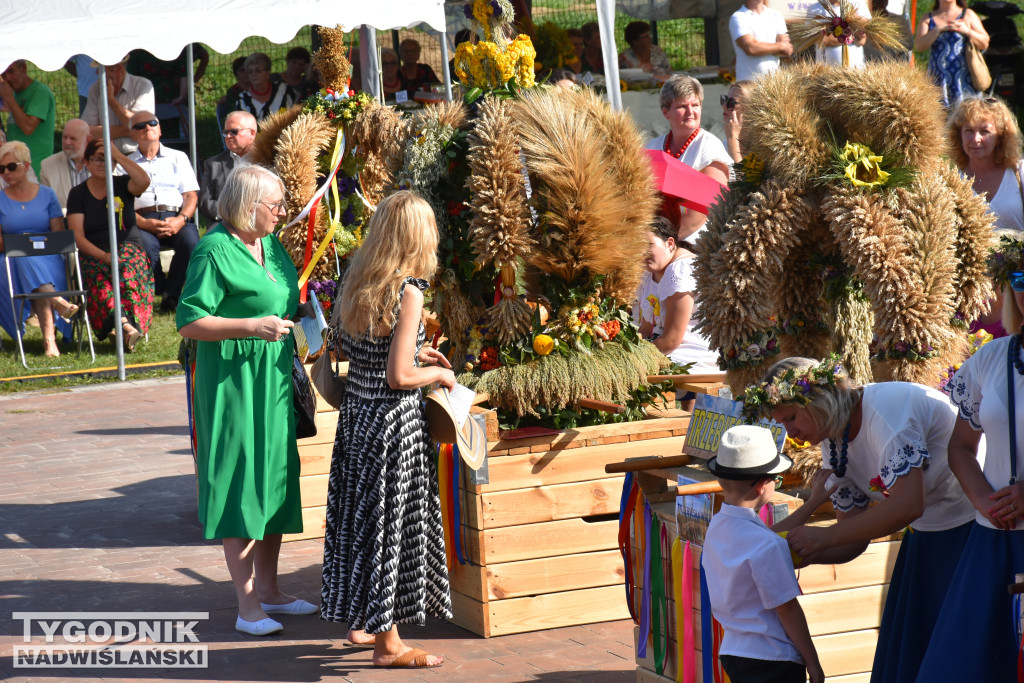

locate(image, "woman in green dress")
[[177, 165, 316, 637]]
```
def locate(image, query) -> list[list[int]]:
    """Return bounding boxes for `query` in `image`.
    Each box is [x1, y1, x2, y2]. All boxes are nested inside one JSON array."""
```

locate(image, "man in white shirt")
[[809, 0, 871, 69], [729, 0, 792, 82], [127, 111, 199, 312], [82, 57, 156, 154], [39, 119, 91, 210], [198, 111, 256, 223]]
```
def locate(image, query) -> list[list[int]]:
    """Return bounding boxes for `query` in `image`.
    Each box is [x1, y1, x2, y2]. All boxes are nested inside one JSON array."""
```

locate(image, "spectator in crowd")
[[729, 0, 792, 82], [0, 141, 72, 357], [0, 128, 5, 190], [646, 75, 731, 241], [619, 21, 671, 75], [127, 111, 199, 313], [547, 69, 577, 89], [0, 60, 56, 177], [379, 49, 408, 100], [235, 52, 297, 121], [63, 55, 99, 116], [398, 39, 438, 95], [199, 111, 256, 224], [83, 56, 156, 154], [219, 57, 251, 107], [721, 81, 750, 164], [66, 139, 153, 350], [39, 119, 91, 210], [809, 0, 870, 69], [127, 45, 209, 105], [272, 47, 315, 101], [915, 0, 989, 109], [567, 28, 585, 74], [580, 22, 605, 74]]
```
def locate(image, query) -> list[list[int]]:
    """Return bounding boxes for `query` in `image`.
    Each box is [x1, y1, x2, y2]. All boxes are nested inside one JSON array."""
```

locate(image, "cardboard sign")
[[683, 392, 786, 459], [676, 474, 714, 545]]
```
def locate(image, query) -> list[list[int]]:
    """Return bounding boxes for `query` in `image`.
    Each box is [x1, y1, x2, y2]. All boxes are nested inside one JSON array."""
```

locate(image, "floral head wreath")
[[741, 354, 847, 421], [987, 234, 1024, 287]]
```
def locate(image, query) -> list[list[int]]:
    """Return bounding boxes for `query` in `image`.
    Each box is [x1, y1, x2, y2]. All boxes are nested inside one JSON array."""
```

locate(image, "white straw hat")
[[424, 387, 488, 470], [707, 425, 792, 480]]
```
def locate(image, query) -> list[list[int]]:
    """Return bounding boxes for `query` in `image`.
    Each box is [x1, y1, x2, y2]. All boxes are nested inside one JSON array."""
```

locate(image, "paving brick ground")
[[0, 377, 636, 683]]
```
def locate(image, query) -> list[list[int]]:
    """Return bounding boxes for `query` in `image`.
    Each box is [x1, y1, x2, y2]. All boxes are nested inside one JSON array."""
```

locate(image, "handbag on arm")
[[965, 39, 992, 92], [311, 303, 348, 410]]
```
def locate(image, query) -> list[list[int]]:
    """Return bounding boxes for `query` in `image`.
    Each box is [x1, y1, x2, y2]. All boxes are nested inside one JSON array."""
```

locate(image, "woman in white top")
[[917, 245, 1024, 683], [645, 75, 731, 242], [747, 357, 977, 683], [948, 96, 1023, 337], [235, 52, 297, 122], [633, 217, 717, 408]]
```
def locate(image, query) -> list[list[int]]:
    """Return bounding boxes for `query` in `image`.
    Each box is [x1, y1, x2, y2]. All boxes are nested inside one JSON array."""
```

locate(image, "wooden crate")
[[631, 471, 900, 682], [449, 413, 692, 637]]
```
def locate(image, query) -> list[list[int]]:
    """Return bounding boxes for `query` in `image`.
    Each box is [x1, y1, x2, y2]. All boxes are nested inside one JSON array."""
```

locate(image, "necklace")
[[1012, 334, 1024, 376], [663, 127, 700, 160], [828, 421, 851, 478], [227, 225, 277, 282], [250, 83, 272, 99]]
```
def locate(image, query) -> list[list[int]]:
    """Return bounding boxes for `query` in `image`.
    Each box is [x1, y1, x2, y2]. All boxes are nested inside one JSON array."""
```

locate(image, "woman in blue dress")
[[0, 141, 74, 357], [914, 0, 989, 108]]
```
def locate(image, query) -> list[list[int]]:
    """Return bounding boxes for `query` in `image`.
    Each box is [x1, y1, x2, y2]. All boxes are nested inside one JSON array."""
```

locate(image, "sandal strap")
[[390, 648, 430, 668]]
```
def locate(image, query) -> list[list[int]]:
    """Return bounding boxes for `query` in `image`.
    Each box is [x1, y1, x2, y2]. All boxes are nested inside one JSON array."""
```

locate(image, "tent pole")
[[360, 26, 381, 102], [98, 64, 126, 380], [186, 43, 197, 177], [439, 31, 452, 102], [596, 0, 622, 112]]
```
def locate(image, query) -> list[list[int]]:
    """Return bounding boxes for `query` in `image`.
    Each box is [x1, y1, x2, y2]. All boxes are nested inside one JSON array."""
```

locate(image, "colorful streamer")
[[437, 444, 453, 569], [451, 442, 465, 564], [618, 474, 639, 622], [638, 501, 653, 658], [651, 519, 668, 675]]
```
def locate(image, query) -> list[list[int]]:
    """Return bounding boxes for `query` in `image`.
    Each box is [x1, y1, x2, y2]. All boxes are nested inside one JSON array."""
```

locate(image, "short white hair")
[[217, 165, 284, 234]]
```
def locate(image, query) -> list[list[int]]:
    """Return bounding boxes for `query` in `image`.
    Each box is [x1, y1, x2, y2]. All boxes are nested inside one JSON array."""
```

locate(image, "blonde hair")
[[762, 357, 861, 440], [338, 191, 439, 338], [947, 96, 1023, 170], [0, 140, 31, 165], [217, 165, 283, 234]]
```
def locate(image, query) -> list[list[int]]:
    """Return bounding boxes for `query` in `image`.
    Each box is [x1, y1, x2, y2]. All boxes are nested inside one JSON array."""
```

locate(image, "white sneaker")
[[235, 616, 283, 636], [259, 599, 318, 615]]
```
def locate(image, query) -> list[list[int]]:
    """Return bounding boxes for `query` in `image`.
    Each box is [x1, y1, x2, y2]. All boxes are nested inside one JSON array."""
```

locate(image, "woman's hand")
[[418, 346, 451, 368], [103, 252, 112, 265], [638, 320, 654, 339], [806, 468, 838, 511], [989, 482, 1024, 530], [786, 524, 831, 558], [437, 367, 457, 391], [252, 315, 294, 342]]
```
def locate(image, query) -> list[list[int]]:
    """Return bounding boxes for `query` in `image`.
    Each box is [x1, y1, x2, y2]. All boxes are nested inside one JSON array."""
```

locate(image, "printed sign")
[[683, 393, 786, 460], [676, 474, 714, 546]]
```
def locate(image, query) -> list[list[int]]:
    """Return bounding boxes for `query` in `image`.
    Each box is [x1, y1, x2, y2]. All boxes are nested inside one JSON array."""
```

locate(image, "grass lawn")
[[0, 295, 184, 391]]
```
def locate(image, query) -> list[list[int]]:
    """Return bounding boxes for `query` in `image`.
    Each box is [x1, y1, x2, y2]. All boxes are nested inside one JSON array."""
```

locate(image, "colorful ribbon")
[[437, 444, 453, 569], [618, 473, 639, 622], [700, 558, 714, 682], [676, 538, 697, 683], [451, 441, 465, 564], [638, 500, 653, 658], [652, 518, 668, 675]]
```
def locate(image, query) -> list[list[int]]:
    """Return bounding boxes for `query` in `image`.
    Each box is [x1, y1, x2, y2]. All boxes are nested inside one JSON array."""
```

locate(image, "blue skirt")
[[916, 523, 1024, 682], [870, 521, 972, 683]]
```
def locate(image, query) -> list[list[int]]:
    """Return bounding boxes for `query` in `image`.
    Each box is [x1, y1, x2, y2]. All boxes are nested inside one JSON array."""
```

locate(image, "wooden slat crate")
[[631, 469, 900, 682], [448, 413, 692, 637]]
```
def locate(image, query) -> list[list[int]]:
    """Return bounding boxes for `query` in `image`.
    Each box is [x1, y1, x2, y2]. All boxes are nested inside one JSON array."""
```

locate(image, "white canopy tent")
[[0, 0, 445, 378]]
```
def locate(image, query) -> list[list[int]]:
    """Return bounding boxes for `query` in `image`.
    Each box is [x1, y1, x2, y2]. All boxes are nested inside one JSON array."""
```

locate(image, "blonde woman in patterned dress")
[[321, 191, 454, 669]]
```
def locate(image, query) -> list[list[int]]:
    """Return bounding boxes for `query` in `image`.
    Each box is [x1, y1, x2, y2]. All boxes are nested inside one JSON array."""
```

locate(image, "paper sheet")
[[293, 295, 328, 360], [447, 383, 476, 428]]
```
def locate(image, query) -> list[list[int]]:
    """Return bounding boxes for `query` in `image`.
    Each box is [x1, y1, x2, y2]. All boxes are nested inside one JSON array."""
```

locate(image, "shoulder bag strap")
[[1009, 337, 1019, 485]]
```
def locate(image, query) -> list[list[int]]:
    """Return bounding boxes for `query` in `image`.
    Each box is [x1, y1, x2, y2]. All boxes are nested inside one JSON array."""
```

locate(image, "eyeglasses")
[[381, 60, 399, 66], [223, 128, 254, 137], [749, 474, 785, 488], [1, 162, 22, 173], [1010, 271, 1024, 292], [131, 119, 160, 131], [260, 200, 288, 213], [89, 156, 106, 164], [720, 94, 738, 110]]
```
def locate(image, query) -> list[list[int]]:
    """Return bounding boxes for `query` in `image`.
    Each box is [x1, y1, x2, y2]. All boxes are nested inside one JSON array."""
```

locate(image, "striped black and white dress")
[[320, 277, 452, 633]]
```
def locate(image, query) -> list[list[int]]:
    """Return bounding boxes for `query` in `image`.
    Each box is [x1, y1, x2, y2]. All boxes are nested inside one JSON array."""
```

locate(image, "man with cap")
[[39, 119, 92, 210], [701, 425, 824, 683], [0, 59, 56, 177], [127, 111, 199, 312], [198, 110, 256, 223], [82, 57, 155, 154]]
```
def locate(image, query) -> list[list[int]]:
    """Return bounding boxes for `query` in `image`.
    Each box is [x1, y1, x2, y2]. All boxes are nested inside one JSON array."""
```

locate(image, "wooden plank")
[[299, 473, 329, 510], [448, 549, 625, 602], [464, 477, 625, 529], [799, 585, 888, 636], [814, 629, 879, 678], [796, 541, 900, 594], [489, 417, 691, 455], [282, 505, 327, 542], [450, 585, 631, 638], [296, 411, 339, 446], [465, 517, 619, 564], [298, 442, 333, 476], [467, 437, 688, 494]]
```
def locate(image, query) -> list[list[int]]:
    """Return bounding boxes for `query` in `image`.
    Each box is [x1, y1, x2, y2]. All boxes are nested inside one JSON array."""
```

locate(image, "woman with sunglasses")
[[0, 140, 74, 357], [744, 357, 977, 683], [66, 139, 152, 350], [234, 52, 296, 122], [720, 81, 750, 164], [916, 238, 1024, 681], [947, 95, 1023, 338], [178, 165, 316, 637]]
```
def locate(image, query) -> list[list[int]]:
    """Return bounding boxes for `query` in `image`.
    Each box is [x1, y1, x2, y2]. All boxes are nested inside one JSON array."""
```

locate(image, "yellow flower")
[[113, 197, 124, 212], [840, 142, 889, 188], [532, 334, 555, 356]]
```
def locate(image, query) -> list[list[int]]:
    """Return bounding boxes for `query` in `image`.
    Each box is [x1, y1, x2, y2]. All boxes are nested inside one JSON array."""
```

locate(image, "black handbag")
[[292, 353, 317, 439]]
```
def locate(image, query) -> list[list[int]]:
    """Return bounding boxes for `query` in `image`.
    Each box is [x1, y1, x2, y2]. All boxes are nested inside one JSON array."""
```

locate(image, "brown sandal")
[[376, 648, 443, 668]]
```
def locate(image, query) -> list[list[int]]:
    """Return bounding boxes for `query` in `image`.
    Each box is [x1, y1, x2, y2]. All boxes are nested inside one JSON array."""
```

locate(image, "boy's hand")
[[808, 663, 825, 683]]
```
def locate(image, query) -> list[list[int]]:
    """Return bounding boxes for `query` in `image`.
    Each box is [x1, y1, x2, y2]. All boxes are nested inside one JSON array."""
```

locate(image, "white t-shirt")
[[949, 336, 1024, 530], [632, 255, 718, 370], [821, 382, 977, 532], [703, 504, 804, 664], [729, 5, 788, 82], [809, 0, 871, 69], [984, 161, 1024, 232]]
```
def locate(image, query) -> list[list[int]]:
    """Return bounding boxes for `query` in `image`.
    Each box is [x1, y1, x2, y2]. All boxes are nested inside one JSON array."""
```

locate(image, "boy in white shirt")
[[729, 0, 792, 82], [702, 425, 825, 683]]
